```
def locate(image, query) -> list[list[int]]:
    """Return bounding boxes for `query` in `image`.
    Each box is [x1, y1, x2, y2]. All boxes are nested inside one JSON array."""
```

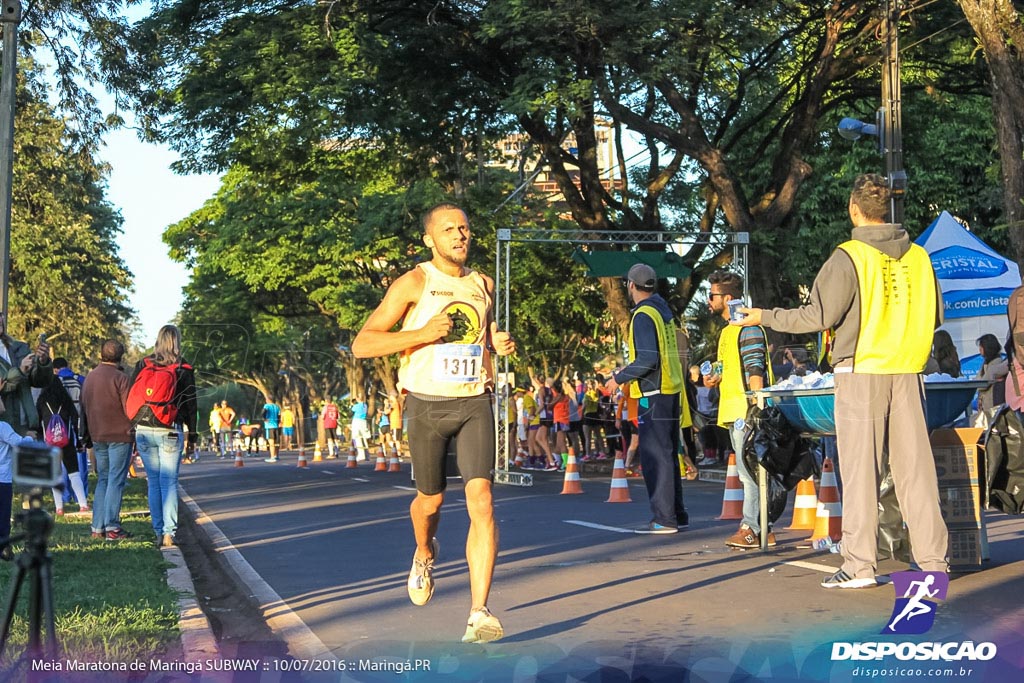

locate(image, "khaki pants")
[[834, 372, 948, 579]]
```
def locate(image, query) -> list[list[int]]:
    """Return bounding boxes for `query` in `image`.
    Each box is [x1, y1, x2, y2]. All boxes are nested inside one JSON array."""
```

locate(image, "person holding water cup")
[[704, 271, 774, 550]]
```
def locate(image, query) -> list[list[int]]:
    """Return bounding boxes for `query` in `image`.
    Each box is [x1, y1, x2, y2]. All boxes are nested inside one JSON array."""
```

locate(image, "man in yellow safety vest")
[[736, 173, 947, 589]]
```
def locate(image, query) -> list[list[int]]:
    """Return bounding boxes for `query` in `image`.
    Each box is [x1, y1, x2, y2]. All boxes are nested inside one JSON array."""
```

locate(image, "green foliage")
[[111, 0, 1010, 369], [6, 56, 134, 368], [0, 479, 179, 668]]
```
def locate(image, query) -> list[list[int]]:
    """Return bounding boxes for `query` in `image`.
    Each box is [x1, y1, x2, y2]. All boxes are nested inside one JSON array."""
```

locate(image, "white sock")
[[51, 486, 64, 511], [69, 471, 89, 507]]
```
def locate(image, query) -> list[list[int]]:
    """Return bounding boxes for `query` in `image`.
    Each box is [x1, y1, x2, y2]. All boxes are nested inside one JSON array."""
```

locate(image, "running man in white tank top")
[[352, 203, 515, 643]]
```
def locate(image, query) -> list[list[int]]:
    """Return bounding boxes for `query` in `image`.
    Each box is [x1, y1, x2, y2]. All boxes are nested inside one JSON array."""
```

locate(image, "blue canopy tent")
[[915, 211, 1021, 377]]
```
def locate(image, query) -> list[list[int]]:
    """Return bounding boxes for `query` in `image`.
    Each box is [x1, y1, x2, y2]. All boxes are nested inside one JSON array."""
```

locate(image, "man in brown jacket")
[[81, 340, 134, 541]]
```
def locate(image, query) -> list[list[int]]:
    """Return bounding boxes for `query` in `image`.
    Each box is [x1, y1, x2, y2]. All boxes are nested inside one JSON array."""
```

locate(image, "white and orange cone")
[[234, 450, 245, 468], [388, 454, 401, 473], [374, 447, 388, 472], [313, 442, 323, 462], [605, 456, 632, 503], [807, 456, 843, 544], [715, 452, 744, 520], [560, 448, 583, 494], [296, 447, 308, 468], [346, 447, 358, 469], [785, 476, 818, 530]]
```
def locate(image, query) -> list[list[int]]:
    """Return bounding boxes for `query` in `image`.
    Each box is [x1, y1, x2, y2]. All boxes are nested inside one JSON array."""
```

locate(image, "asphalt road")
[[178, 452, 1024, 683]]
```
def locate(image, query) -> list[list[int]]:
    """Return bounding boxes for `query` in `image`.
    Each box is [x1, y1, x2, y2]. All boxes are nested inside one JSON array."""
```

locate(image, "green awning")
[[571, 248, 691, 280]]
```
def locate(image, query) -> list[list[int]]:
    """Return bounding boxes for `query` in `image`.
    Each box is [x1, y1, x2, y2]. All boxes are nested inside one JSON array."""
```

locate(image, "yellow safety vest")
[[626, 304, 684, 397], [838, 240, 936, 374], [716, 324, 772, 426]]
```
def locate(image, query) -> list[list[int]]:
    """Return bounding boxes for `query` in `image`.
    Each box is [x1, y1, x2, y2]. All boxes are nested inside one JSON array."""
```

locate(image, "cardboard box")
[[938, 484, 982, 525], [947, 524, 984, 569], [930, 428, 983, 485]]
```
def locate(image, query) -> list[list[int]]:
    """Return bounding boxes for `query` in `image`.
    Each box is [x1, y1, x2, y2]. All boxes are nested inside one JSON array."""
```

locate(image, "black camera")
[[13, 441, 62, 488]]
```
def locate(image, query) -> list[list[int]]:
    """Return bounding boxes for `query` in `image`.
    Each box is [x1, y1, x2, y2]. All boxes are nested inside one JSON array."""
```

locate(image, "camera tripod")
[[0, 489, 58, 661]]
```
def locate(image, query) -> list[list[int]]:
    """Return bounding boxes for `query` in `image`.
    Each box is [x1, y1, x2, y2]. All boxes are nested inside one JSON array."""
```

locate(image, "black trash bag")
[[739, 416, 788, 525], [749, 405, 820, 489], [877, 470, 912, 563], [984, 405, 1024, 514]]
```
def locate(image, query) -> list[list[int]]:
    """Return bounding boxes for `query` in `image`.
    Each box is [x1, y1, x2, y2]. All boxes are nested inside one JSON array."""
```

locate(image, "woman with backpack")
[[36, 374, 90, 516], [129, 324, 197, 548]]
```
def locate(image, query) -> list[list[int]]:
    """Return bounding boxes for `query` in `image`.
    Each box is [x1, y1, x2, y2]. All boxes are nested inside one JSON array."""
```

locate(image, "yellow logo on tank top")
[[441, 302, 482, 344]]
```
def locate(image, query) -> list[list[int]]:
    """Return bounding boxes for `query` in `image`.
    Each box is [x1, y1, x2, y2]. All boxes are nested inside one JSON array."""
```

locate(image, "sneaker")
[[90, 531, 103, 539], [264, 457, 279, 463], [765, 530, 777, 547], [55, 509, 64, 516], [725, 525, 759, 549], [407, 537, 439, 606], [161, 534, 176, 548], [461, 606, 504, 644], [635, 522, 678, 535], [79, 505, 91, 513], [105, 528, 133, 541], [821, 570, 877, 589], [543, 464, 558, 472]]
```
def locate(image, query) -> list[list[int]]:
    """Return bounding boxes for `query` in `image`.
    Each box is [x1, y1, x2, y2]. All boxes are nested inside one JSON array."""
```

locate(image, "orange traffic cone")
[[234, 450, 245, 468], [513, 449, 525, 468], [388, 454, 401, 472], [605, 456, 632, 503], [785, 476, 818, 530], [296, 447, 308, 468], [716, 452, 744, 520], [313, 442, 323, 462], [807, 456, 843, 544], [346, 447, 358, 469], [374, 448, 388, 472], [560, 449, 583, 494]]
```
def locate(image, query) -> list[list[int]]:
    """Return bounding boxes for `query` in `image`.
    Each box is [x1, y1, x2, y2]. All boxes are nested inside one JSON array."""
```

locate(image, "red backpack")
[[127, 359, 182, 425]]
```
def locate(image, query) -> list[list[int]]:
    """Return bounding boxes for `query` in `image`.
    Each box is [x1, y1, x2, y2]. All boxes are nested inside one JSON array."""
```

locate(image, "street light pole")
[[0, 1, 22, 316], [881, 0, 906, 224]]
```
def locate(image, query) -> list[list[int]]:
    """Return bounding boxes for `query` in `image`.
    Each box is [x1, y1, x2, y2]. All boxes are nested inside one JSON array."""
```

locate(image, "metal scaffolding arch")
[[491, 227, 750, 487]]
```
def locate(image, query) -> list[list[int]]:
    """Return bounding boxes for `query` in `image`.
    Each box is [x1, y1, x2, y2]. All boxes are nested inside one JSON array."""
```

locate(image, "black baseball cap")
[[626, 263, 657, 290]]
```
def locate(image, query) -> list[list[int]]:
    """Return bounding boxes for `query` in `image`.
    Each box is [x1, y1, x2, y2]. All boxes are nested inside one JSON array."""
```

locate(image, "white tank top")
[[397, 262, 493, 397]]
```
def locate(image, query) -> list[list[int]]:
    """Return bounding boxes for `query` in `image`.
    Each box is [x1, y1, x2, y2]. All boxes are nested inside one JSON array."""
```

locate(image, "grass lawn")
[[0, 476, 180, 674]]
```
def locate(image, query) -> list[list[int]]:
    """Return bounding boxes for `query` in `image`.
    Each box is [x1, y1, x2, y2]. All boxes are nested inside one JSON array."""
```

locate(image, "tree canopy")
[[74, 0, 1020, 386], [6, 52, 134, 368]]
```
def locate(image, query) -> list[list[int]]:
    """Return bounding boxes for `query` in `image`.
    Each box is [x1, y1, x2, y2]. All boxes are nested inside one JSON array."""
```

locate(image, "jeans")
[[730, 420, 762, 534], [136, 425, 183, 537], [219, 429, 232, 454], [91, 442, 133, 533]]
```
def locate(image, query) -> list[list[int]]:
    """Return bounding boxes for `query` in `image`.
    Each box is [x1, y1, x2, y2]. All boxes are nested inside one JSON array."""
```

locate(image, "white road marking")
[[352, 477, 369, 482], [393, 486, 418, 491], [783, 560, 839, 574], [564, 520, 636, 534]]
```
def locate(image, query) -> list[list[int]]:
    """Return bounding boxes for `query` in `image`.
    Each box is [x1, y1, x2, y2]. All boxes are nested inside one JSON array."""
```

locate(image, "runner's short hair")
[[421, 202, 466, 233]]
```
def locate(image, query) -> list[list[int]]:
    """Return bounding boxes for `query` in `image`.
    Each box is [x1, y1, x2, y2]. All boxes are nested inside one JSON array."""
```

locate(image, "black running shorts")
[[405, 393, 495, 495]]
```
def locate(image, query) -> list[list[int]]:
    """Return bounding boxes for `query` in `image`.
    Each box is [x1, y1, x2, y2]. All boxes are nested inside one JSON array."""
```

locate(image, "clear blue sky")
[[99, 127, 220, 345]]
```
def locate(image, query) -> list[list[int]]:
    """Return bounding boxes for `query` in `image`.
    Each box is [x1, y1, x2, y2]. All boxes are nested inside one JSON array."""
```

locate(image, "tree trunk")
[[957, 0, 1024, 269]]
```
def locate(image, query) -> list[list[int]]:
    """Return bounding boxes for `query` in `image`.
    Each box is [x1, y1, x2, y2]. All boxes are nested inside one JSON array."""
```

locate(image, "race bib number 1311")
[[434, 344, 483, 382]]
